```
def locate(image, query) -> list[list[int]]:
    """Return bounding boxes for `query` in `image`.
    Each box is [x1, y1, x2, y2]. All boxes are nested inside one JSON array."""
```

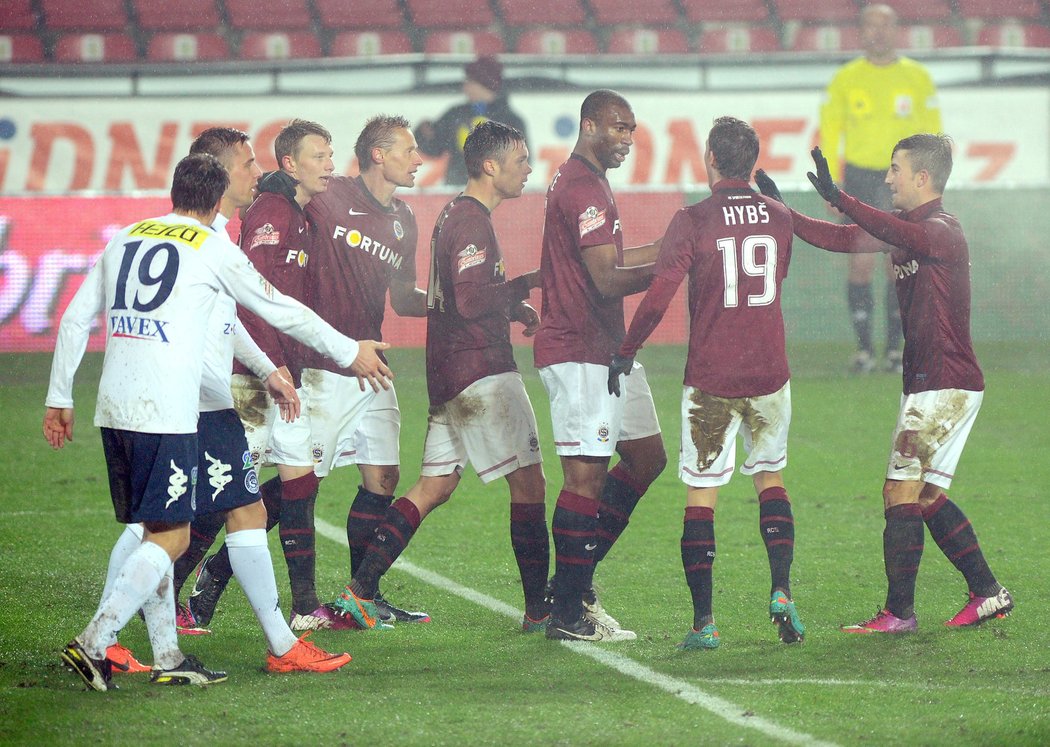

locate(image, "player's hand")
[[519, 269, 542, 290], [265, 368, 301, 423], [512, 302, 540, 337], [807, 147, 842, 208], [607, 354, 634, 397], [351, 340, 394, 393], [43, 406, 75, 449], [754, 169, 783, 203]]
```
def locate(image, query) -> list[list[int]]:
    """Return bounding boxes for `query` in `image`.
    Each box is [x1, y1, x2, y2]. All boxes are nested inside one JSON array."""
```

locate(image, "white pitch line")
[[314, 517, 837, 747]]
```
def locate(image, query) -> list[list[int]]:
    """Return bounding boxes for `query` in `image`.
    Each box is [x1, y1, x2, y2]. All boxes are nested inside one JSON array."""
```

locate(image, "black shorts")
[[194, 409, 260, 517], [843, 165, 892, 224], [101, 428, 198, 524]]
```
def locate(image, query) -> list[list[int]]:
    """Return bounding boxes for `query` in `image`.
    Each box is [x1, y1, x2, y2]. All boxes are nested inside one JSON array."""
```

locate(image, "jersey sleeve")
[[395, 206, 419, 285], [46, 257, 106, 408], [232, 318, 277, 381], [790, 208, 871, 254], [214, 239, 360, 369], [565, 181, 617, 250], [450, 221, 529, 320], [653, 209, 698, 284], [838, 195, 964, 260]]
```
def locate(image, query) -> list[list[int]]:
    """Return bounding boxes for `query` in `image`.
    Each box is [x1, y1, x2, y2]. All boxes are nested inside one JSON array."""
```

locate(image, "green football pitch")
[[1, 344, 1047, 746]]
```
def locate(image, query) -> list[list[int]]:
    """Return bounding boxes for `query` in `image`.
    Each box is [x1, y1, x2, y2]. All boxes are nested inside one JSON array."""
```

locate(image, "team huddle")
[[44, 88, 1012, 691]]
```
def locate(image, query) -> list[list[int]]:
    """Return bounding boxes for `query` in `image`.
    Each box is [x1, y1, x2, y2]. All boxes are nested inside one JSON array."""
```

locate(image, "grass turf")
[[1, 343, 1047, 745]]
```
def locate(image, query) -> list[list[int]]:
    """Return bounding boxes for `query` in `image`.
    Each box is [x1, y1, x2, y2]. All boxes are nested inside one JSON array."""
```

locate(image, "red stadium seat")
[[0, 0, 36, 31], [40, 0, 127, 30], [606, 28, 691, 54], [147, 32, 229, 62], [587, 0, 679, 25], [329, 30, 414, 57], [225, 0, 312, 31], [0, 33, 45, 63], [878, 0, 953, 22], [773, 0, 859, 23], [240, 32, 322, 60], [900, 24, 962, 50], [406, 0, 495, 29], [515, 29, 598, 54], [699, 26, 781, 54], [133, 0, 222, 31], [789, 24, 861, 51], [315, 0, 404, 29], [497, 0, 586, 27], [977, 23, 1050, 48], [681, 0, 768, 23], [54, 33, 137, 62], [424, 30, 504, 55], [957, 0, 1043, 20]]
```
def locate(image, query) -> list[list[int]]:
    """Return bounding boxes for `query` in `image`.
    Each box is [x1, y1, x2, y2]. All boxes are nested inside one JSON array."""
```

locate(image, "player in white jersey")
[[45, 154, 389, 691]]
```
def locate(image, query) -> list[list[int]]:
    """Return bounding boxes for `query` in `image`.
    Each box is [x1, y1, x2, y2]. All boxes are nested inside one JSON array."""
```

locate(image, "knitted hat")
[[465, 55, 503, 92]]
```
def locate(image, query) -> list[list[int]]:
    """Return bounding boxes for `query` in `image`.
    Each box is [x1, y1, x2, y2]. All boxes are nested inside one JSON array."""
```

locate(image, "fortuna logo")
[[331, 226, 404, 270], [109, 314, 170, 342], [204, 451, 232, 500], [165, 459, 188, 508]]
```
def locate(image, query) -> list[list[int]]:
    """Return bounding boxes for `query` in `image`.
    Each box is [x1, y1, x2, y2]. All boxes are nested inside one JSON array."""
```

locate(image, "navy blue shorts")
[[101, 428, 198, 524], [194, 409, 260, 518]]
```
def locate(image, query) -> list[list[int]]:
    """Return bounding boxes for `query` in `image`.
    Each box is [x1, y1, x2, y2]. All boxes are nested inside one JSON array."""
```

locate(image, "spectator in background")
[[819, 3, 941, 374], [416, 55, 528, 186]]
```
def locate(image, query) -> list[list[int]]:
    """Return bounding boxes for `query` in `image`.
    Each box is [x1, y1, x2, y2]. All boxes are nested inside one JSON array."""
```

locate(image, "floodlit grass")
[[1, 343, 1047, 745]]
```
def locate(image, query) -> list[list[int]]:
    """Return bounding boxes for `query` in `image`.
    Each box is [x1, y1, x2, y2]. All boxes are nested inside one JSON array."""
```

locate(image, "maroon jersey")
[[234, 190, 312, 385], [303, 175, 417, 374], [426, 196, 531, 407], [621, 181, 794, 397], [793, 195, 983, 394], [534, 155, 626, 368]]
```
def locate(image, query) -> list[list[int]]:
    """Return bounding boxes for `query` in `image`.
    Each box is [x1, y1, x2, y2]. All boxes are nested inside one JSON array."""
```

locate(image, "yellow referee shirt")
[[819, 56, 941, 179]]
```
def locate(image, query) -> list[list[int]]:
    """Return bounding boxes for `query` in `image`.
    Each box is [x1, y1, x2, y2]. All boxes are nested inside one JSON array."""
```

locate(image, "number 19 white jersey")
[[46, 213, 360, 434]]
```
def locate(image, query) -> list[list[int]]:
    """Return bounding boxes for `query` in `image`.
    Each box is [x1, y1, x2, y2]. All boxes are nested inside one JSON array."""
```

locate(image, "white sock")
[[141, 564, 183, 670], [97, 524, 144, 611], [81, 540, 170, 660], [227, 528, 297, 656]]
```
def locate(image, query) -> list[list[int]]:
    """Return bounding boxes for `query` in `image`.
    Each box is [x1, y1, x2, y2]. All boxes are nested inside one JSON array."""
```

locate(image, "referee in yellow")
[[819, 3, 941, 374]]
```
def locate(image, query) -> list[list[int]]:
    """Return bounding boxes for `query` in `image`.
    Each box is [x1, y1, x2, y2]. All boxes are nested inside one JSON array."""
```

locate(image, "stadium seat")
[[587, 0, 679, 25], [699, 26, 781, 54], [132, 0, 222, 31], [240, 32, 322, 60], [0, 33, 45, 63], [314, 0, 404, 29], [681, 0, 768, 23], [772, 0, 859, 23], [405, 0, 495, 29], [54, 33, 138, 62], [878, 0, 953, 22], [900, 24, 962, 50], [423, 30, 504, 55], [956, 0, 1043, 20], [40, 0, 127, 30], [329, 30, 414, 57], [789, 24, 861, 51], [224, 0, 313, 31], [606, 28, 691, 54], [147, 32, 229, 62], [977, 23, 1050, 48], [497, 0, 586, 27], [515, 29, 598, 54], [0, 0, 36, 31]]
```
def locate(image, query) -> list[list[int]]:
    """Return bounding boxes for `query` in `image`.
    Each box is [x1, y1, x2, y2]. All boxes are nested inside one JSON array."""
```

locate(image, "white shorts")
[[887, 388, 982, 489], [329, 384, 401, 469], [679, 382, 791, 488], [420, 372, 542, 485], [298, 367, 380, 478], [538, 361, 661, 458], [231, 373, 276, 470]]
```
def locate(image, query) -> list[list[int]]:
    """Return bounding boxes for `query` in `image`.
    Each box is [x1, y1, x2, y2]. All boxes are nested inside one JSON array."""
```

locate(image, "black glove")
[[806, 147, 842, 207], [754, 169, 783, 203], [608, 354, 634, 397]]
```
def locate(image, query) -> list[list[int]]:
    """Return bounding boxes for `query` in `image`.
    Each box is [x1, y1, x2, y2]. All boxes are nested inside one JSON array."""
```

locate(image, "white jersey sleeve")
[[45, 256, 106, 409]]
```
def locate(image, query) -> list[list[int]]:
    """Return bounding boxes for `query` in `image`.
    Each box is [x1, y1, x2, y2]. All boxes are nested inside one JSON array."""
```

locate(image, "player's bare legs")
[[506, 463, 550, 626]]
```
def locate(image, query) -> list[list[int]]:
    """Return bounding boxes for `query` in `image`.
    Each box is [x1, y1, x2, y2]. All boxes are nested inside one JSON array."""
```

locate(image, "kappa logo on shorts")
[[597, 423, 610, 443], [578, 206, 607, 238], [249, 223, 280, 250], [165, 459, 189, 509], [204, 451, 232, 500], [457, 244, 487, 273]]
